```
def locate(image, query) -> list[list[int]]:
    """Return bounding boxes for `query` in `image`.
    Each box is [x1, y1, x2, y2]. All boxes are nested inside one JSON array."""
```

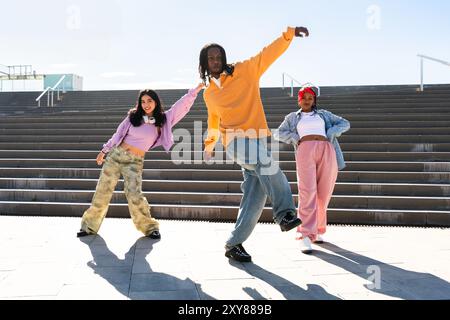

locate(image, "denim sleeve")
[[273, 113, 300, 146], [324, 110, 350, 141]]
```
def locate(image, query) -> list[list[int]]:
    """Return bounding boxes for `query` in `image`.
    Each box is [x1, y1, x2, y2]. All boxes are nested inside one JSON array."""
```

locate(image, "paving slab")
[[0, 216, 448, 300]]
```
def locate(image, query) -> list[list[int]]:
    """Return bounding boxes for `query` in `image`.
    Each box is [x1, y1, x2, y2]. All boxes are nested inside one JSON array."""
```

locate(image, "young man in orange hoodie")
[[199, 26, 310, 262]]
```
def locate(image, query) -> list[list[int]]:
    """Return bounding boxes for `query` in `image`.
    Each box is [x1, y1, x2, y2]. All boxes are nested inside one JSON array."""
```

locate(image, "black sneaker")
[[237, 244, 250, 256], [77, 228, 94, 238], [225, 244, 252, 263], [279, 212, 302, 232], [147, 230, 161, 239]]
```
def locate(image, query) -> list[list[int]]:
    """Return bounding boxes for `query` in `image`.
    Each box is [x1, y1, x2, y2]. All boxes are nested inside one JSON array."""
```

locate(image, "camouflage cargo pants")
[[80, 146, 159, 236]]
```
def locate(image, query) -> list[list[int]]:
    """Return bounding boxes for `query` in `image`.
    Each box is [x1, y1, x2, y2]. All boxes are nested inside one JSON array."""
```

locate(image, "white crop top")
[[296, 112, 327, 139]]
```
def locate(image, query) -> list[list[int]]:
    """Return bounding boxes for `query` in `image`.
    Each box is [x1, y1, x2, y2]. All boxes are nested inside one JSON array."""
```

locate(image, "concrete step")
[[23, 102, 450, 111], [58, 92, 450, 100], [13, 95, 450, 102], [1, 167, 449, 183], [61, 95, 450, 103], [1, 178, 449, 197], [2, 127, 450, 136], [0, 201, 447, 226], [25, 99, 450, 106], [0, 159, 449, 172], [340, 136, 450, 143], [1, 120, 448, 129], [3, 114, 450, 123], [22, 108, 449, 118], [70, 98, 450, 104], [1, 142, 450, 152], [1, 150, 450, 161], [2, 135, 450, 144], [60, 89, 450, 97], [0, 189, 449, 211]]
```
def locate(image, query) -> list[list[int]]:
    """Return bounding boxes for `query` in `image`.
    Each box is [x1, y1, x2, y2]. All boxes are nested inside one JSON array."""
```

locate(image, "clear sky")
[[1, 0, 449, 90]]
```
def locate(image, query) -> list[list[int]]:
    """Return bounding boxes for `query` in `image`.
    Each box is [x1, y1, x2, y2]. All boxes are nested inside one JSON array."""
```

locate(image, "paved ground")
[[0, 216, 449, 300]]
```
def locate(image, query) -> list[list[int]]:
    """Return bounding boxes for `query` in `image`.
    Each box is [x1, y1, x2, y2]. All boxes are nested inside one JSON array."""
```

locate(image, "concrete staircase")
[[1, 85, 449, 226]]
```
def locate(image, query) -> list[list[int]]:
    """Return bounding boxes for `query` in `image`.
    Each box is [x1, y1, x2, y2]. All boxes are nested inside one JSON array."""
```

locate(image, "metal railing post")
[[417, 54, 450, 92], [281, 73, 321, 98], [36, 75, 66, 107], [420, 57, 424, 92]]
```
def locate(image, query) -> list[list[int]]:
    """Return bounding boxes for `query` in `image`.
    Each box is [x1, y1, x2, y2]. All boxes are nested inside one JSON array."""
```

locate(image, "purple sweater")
[[102, 87, 201, 154]]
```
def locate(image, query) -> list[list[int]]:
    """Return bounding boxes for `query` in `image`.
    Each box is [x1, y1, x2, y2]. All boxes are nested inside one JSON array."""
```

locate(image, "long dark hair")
[[129, 89, 166, 127], [199, 43, 234, 85]]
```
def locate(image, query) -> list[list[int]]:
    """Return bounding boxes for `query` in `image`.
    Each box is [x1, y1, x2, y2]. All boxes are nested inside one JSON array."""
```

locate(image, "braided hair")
[[198, 43, 234, 85]]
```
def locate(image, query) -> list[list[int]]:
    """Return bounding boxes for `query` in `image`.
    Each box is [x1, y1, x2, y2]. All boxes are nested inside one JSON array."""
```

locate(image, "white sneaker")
[[315, 234, 324, 244], [300, 237, 313, 254]]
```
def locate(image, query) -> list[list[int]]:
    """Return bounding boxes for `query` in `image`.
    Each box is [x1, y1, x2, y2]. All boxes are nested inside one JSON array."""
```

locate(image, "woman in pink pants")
[[274, 86, 350, 254]]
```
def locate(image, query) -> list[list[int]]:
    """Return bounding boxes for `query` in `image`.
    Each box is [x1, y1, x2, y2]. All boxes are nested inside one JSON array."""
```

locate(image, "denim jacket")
[[273, 108, 350, 170]]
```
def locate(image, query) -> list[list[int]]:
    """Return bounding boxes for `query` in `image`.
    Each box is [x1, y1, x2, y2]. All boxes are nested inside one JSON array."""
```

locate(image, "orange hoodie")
[[203, 27, 296, 153]]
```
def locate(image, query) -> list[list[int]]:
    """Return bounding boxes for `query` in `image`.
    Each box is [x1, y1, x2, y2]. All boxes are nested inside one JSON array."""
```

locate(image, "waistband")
[[111, 146, 144, 162], [297, 140, 333, 149]]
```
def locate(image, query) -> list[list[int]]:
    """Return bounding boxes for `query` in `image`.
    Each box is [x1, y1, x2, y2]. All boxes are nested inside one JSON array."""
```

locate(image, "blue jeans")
[[225, 137, 296, 248]]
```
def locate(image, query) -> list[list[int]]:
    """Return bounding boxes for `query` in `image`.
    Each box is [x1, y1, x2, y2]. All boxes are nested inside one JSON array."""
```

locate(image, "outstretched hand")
[[196, 82, 205, 92], [295, 27, 309, 38]]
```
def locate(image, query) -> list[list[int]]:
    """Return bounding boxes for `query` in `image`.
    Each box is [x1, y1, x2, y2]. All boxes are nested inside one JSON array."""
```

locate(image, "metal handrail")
[[418, 54, 450, 92], [52, 74, 67, 103], [0, 64, 9, 76], [282, 73, 321, 97], [51, 74, 66, 90], [36, 75, 66, 107], [36, 87, 52, 107]]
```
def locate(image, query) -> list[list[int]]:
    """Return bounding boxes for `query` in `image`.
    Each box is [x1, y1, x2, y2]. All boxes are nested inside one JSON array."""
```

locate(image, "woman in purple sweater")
[[77, 84, 204, 239]]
